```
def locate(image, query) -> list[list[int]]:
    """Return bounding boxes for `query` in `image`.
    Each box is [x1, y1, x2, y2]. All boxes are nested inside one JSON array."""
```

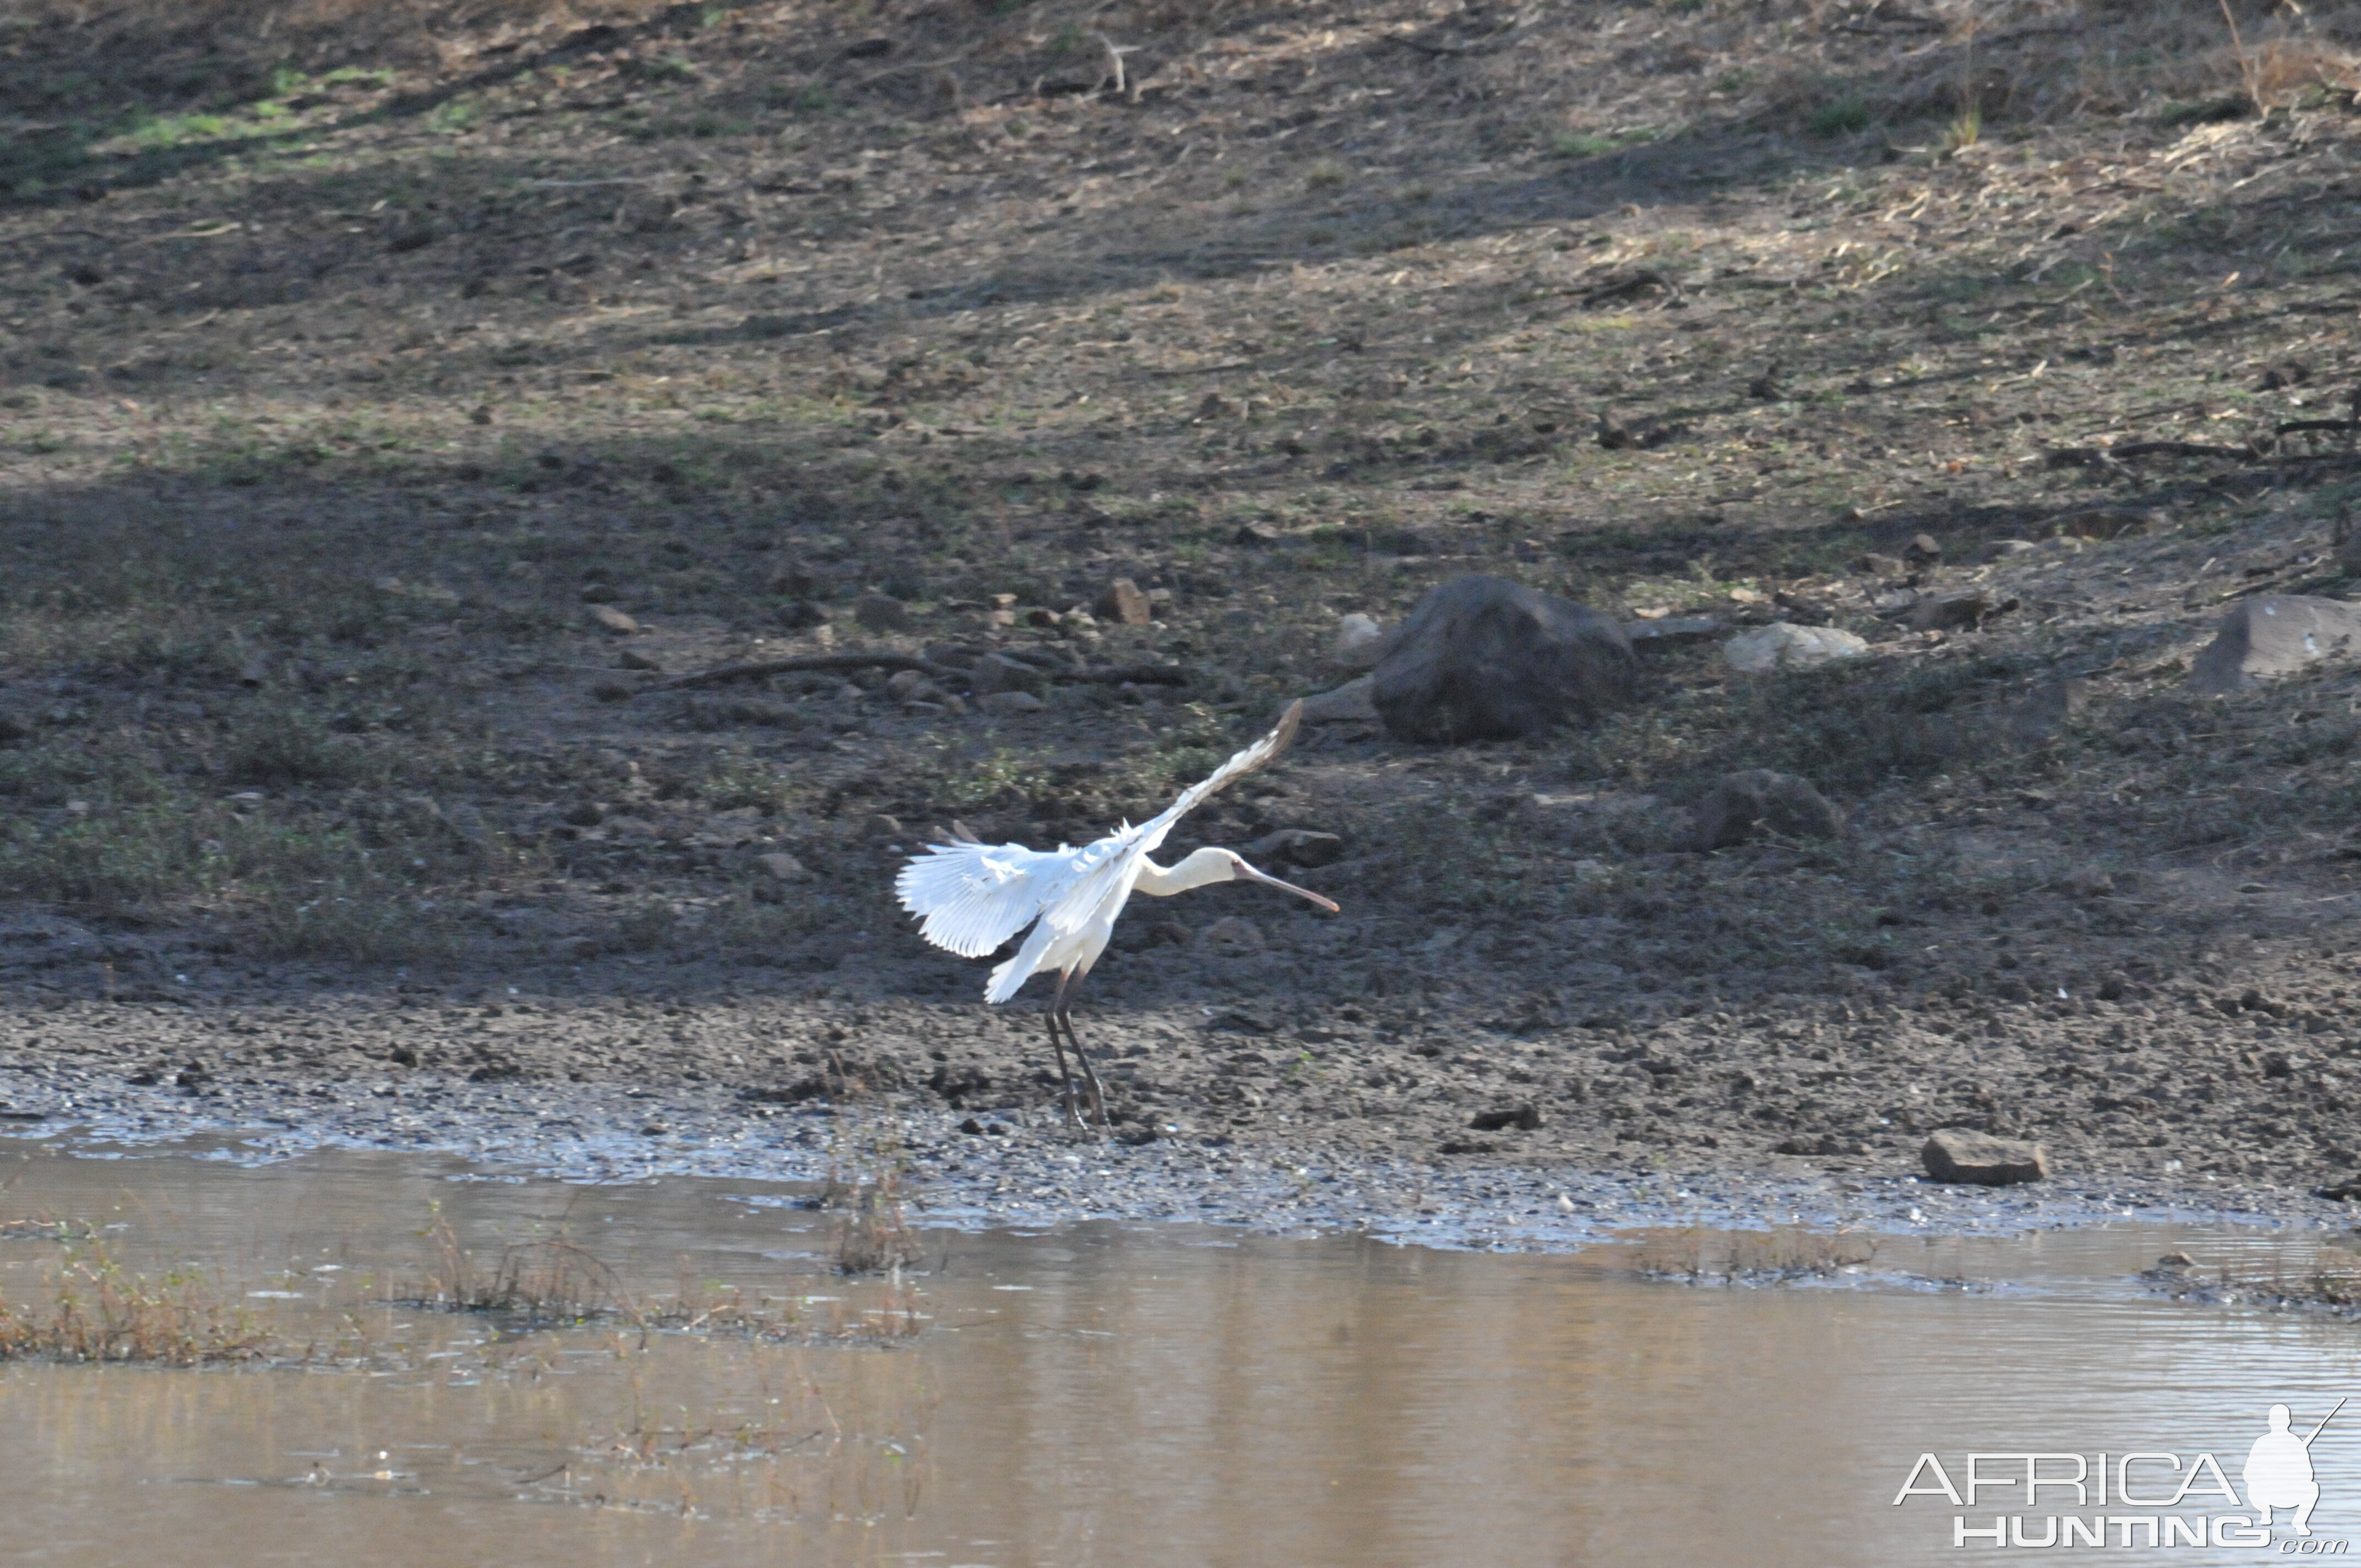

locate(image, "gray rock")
[[1094, 579, 1154, 627], [754, 852, 810, 883], [1332, 613, 1389, 669], [1723, 622, 1868, 672], [970, 653, 1046, 695], [1242, 828, 1346, 868], [1922, 1128, 2050, 1185], [2188, 595, 2361, 695], [1691, 769, 1843, 851], [588, 605, 640, 634], [1369, 575, 1634, 742], [979, 690, 1046, 715]]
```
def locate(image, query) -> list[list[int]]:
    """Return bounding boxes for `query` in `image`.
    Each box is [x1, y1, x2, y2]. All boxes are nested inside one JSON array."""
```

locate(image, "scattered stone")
[[1094, 578, 1154, 626], [1981, 538, 2040, 560], [1853, 552, 1907, 577], [853, 594, 912, 633], [1620, 616, 1723, 645], [617, 649, 663, 672], [1368, 574, 1634, 743], [2004, 678, 2090, 742], [1198, 916, 1265, 957], [863, 814, 904, 841], [588, 605, 640, 634], [970, 652, 1047, 695], [777, 600, 829, 631], [561, 801, 605, 827], [1921, 1128, 2050, 1185], [1904, 532, 1943, 562], [590, 679, 634, 702], [755, 852, 810, 883], [1908, 588, 2017, 631], [1468, 1103, 1543, 1133], [1691, 769, 1843, 851], [1775, 1133, 1867, 1156], [2188, 595, 2361, 695], [1233, 521, 1278, 546], [1722, 622, 1869, 673], [884, 669, 942, 702], [2064, 865, 2115, 898], [1333, 612, 1388, 668], [1299, 676, 1378, 724], [1241, 828, 1346, 868], [1437, 1137, 1500, 1156], [980, 690, 1046, 715]]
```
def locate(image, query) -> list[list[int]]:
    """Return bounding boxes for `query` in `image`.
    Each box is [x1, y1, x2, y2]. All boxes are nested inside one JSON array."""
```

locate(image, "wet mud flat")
[[0, 1068, 2348, 1247], [8, 1144, 2361, 1568]]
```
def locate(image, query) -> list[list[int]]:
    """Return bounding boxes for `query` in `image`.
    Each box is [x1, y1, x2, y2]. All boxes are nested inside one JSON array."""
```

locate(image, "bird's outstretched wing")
[[1034, 700, 1305, 937], [894, 839, 1080, 958]]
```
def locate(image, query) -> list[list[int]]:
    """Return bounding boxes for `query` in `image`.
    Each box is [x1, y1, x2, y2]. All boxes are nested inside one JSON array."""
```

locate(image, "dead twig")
[[646, 653, 959, 692]]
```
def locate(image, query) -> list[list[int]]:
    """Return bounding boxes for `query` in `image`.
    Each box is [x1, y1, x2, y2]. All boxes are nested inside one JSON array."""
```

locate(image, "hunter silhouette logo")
[[2247, 1400, 2342, 1539], [1894, 1398, 2351, 1550]]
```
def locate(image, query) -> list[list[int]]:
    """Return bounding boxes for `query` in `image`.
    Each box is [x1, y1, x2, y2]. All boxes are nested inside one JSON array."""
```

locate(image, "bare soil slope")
[[5, 0, 2361, 1200]]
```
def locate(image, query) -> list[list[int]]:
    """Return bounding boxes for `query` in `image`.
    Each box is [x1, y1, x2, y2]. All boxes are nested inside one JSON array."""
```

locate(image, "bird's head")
[[1194, 847, 1340, 912]]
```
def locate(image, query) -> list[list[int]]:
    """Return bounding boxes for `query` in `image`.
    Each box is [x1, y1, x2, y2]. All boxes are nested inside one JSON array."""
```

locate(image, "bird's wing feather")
[[1036, 700, 1305, 936], [894, 839, 1080, 957]]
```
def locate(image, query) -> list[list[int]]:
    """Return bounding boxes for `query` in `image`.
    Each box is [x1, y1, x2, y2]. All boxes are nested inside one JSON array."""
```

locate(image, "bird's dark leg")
[[1052, 972, 1109, 1131], [1044, 976, 1082, 1129]]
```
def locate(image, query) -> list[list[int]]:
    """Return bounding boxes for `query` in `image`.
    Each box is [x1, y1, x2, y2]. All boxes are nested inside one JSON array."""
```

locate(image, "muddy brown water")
[[5, 1145, 2361, 1566]]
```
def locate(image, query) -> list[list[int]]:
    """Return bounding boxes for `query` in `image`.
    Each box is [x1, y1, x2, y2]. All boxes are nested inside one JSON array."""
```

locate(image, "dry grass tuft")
[[0, 1237, 274, 1363]]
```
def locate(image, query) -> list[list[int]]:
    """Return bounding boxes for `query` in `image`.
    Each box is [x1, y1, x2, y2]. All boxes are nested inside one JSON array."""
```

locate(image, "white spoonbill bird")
[[895, 700, 1340, 1129]]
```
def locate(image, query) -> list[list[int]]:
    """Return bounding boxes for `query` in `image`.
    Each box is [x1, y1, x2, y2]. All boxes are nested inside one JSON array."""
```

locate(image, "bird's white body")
[[894, 703, 1325, 1003]]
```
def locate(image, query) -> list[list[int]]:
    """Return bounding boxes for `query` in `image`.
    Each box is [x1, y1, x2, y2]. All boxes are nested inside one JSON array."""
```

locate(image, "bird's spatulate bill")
[[1236, 862, 1340, 912]]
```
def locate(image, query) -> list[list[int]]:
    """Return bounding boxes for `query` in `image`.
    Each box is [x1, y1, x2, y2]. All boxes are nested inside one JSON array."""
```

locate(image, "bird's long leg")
[[1052, 973, 1109, 1131], [1043, 978, 1081, 1129]]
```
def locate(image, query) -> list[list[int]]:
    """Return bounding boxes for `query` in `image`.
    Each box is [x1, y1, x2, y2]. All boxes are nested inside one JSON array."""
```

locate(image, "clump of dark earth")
[[1370, 574, 1634, 742], [1690, 769, 1844, 851]]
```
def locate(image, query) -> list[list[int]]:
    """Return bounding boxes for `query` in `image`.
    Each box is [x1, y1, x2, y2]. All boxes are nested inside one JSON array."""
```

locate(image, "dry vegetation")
[[5, 0, 2361, 1184]]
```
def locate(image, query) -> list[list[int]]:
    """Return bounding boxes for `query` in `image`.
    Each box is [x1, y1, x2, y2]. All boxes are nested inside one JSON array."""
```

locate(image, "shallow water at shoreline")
[[5, 1144, 2361, 1565]]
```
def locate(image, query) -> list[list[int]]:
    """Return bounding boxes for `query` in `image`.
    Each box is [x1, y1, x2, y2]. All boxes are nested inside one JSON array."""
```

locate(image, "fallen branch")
[[645, 653, 958, 692], [1380, 25, 1526, 57], [2044, 438, 2270, 467], [644, 653, 1192, 694]]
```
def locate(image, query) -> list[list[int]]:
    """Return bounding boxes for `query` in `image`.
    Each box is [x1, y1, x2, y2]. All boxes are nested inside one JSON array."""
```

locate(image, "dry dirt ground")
[[6, 0, 2361, 1207]]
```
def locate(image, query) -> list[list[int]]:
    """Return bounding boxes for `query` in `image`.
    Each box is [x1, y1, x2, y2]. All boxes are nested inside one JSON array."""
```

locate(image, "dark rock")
[[1908, 589, 2017, 631], [2188, 595, 2361, 695], [1775, 1132, 1867, 1156], [1853, 552, 1907, 577], [2004, 678, 2090, 742], [970, 652, 1046, 695], [1468, 1103, 1543, 1133], [853, 594, 912, 633], [562, 800, 605, 827], [1094, 578, 1155, 626], [1368, 575, 1634, 743], [1921, 1128, 2049, 1185], [1691, 769, 1843, 850], [777, 600, 830, 631], [1242, 828, 1346, 868], [1437, 1137, 1501, 1155]]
